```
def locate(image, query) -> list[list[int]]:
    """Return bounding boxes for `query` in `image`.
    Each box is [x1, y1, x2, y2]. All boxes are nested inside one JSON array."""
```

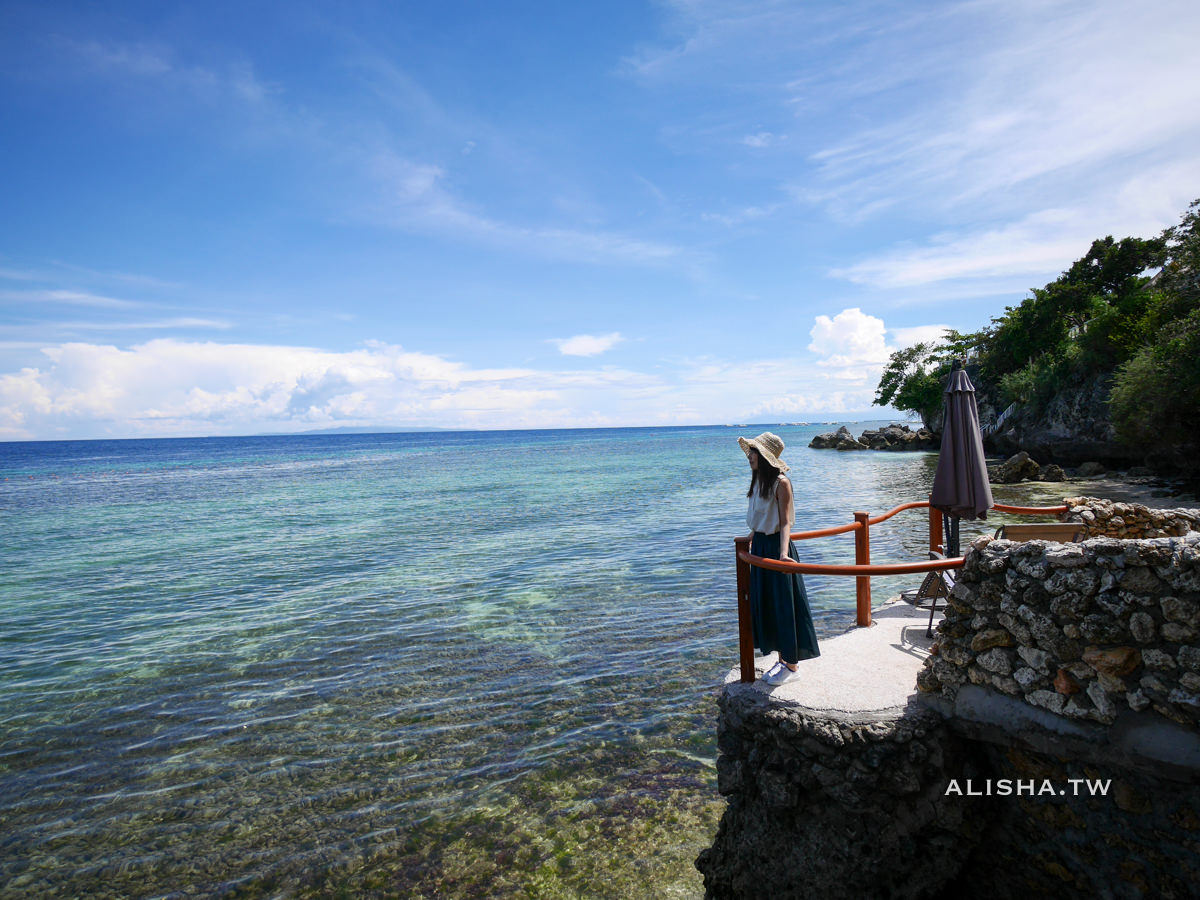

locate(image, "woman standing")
[[739, 432, 820, 685]]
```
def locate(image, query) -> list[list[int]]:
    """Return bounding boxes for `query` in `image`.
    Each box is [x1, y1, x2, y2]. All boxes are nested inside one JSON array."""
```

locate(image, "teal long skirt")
[[749, 531, 821, 664]]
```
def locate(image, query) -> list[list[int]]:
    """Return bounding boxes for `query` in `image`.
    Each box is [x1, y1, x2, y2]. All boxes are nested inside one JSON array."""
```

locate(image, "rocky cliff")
[[985, 373, 1135, 467]]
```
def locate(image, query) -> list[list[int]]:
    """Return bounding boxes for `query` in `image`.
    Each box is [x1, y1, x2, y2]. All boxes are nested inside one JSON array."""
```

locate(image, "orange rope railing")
[[735, 553, 965, 576], [867, 500, 932, 526], [733, 497, 1068, 682], [791, 520, 863, 539], [992, 503, 1068, 515]]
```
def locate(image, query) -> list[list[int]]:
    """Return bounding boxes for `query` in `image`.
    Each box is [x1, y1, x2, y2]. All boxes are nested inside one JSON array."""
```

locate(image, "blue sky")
[[2, 0, 1199, 440]]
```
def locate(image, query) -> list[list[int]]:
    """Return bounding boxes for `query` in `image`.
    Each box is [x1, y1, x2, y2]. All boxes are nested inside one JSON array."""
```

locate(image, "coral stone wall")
[[696, 690, 981, 900], [918, 531, 1200, 727], [942, 743, 1200, 899], [1063, 496, 1200, 538]]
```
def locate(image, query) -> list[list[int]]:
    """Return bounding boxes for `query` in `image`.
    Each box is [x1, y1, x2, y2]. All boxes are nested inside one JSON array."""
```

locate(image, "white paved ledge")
[[724, 597, 942, 714]]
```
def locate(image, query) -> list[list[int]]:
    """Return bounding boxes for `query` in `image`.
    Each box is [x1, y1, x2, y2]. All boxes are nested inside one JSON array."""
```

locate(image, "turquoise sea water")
[[2, 424, 951, 897]]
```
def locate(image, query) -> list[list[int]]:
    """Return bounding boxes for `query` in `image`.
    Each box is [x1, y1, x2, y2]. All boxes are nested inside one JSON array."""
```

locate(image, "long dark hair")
[[747, 454, 780, 499]]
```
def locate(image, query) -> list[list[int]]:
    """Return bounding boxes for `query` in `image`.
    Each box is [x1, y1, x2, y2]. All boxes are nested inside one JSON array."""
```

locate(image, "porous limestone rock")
[[993, 451, 1042, 484]]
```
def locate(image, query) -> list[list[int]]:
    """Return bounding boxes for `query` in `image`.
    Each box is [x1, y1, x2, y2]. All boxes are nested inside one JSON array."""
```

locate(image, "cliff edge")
[[698, 500, 1200, 899]]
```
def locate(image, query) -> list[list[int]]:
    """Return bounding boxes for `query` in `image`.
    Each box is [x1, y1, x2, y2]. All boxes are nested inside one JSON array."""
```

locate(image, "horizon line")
[[0, 416, 914, 446]]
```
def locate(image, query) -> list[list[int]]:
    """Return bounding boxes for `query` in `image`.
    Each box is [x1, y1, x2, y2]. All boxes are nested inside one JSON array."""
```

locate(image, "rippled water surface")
[[3, 424, 961, 897]]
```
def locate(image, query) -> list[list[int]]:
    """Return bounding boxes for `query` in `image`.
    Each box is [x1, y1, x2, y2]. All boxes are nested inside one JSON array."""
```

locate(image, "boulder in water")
[[1040, 464, 1066, 482], [993, 451, 1041, 483], [809, 425, 853, 449]]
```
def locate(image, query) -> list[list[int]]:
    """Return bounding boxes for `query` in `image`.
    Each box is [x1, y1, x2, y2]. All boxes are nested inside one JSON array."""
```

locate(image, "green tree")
[[874, 197, 1200, 469], [873, 341, 951, 429], [977, 234, 1165, 385], [1110, 199, 1200, 454], [1154, 197, 1200, 320], [1110, 306, 1200, 452]]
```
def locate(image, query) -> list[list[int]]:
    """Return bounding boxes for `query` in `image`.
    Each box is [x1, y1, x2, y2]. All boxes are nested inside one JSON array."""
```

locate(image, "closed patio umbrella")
[[930, 360, 993, 556]]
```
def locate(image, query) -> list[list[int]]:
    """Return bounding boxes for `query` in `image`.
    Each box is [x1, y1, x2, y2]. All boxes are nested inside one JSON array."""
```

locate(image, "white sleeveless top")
[[746, 477, 787, 533]]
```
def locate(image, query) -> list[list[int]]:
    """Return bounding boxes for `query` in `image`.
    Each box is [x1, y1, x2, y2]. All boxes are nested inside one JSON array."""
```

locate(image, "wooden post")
[[854, 512, 871, 626], [735, 536, 755, 682], [929, 500, 943, 554]]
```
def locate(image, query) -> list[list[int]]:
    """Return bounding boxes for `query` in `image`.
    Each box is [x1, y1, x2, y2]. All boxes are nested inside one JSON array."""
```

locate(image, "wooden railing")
[[734, 500, 1069, 683]]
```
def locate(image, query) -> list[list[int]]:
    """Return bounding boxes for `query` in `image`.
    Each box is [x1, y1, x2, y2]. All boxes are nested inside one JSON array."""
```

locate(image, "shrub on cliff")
[[1110, 199, 1200, 457], [874, 198, 1200, 450], [1111, 305, 1200, 453]]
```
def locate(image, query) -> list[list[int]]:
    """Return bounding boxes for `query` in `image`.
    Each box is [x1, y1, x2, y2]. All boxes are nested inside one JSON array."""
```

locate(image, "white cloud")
[[726, 308, 952, 416], [630, 0, 1200, 289], [0, 307, 953, 439], [0, 267, 40, 282], [807, 308, 889, 368], [56, 318, 231, 331], [366, 150, 680, 266], [74, 39, 275, 106], [1, 289, 144, 309], [828, 170, 1200, 290], [0, 332, 889, 441], [655, 307, 940, 421], [701, 204, 780, 227], [0, 339, 671, 440], [551, 333, 625, 356], [815, 2, 1200, 286], [742, 132, 778, 148], [828, 209, 1092, 288], [673, 350, 884, 421], [806, 2, 1200, 203]]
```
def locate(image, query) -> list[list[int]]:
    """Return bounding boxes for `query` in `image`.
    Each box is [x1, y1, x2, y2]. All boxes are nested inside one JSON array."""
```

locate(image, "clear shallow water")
[[3, 424, 955, 897]]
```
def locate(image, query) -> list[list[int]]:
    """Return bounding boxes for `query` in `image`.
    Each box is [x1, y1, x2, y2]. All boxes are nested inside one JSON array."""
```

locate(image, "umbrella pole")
[[941, 513, 961, 557]]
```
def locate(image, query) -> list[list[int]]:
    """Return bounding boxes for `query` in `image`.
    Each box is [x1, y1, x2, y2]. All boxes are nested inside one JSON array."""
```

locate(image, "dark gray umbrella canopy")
[[930, 365, 994, 524]]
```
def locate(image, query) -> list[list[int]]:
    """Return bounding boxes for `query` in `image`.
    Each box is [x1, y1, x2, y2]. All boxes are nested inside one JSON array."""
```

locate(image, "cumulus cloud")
[[0, 339, 668, 440], [0, 309, 953, 439], [0, 340, 535, 439], [659, 307, 947, 420], [551, 333, 625, 356], [807, 308, 889, 368], [756, 308, 951, 415]]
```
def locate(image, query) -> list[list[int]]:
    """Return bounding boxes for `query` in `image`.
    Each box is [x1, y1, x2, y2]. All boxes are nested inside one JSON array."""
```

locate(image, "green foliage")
[[872, 198, 1199, 451], [976, 234, 1165, 390], [995, 343, 1084, 410], [1159, 198, 1200, 310], [1111, 290, 1200, 450], [1111, 198, 1200, 453], [873, 340, 952, 429]]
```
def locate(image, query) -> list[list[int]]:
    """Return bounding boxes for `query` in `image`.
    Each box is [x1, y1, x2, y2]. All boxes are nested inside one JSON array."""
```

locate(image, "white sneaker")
[[765, 665, 801, 686], [762, 661, 784, 681]]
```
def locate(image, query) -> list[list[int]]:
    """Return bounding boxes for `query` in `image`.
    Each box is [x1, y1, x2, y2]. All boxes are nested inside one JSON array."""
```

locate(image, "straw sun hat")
[[738, 431, 789, 472]]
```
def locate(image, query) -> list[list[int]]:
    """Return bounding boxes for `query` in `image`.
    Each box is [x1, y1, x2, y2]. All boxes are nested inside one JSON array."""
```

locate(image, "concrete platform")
[[724, 597, 942, 714]]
